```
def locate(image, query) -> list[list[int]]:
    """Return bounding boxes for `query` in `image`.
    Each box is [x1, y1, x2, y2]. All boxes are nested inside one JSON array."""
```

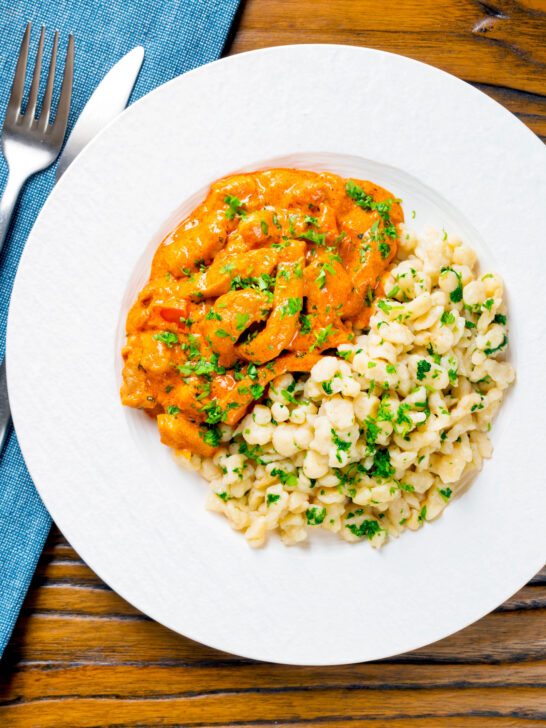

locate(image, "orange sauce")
[[121, 169, 403, 455]]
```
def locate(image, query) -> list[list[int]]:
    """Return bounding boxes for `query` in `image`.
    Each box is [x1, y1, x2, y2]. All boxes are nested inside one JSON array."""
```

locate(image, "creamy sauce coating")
[[121, 169, 403, 455]]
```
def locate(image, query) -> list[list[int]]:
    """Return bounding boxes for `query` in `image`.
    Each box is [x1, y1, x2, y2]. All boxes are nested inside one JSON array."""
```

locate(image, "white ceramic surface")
[[7, 45, 546, 665]]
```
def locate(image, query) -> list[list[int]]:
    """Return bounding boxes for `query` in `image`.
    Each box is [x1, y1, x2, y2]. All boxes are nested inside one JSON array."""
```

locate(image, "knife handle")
[[0, 171, 26, 257]]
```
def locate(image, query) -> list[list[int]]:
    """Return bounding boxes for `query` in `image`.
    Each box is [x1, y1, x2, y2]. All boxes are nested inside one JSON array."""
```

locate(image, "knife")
[[0, 46, 145, 452], [55, 46, 145, 180]]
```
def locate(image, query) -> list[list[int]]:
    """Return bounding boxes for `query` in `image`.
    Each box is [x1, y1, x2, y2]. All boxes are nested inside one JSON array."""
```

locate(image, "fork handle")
[[0, 358, 11, 454], [0, 169, 28, 257]]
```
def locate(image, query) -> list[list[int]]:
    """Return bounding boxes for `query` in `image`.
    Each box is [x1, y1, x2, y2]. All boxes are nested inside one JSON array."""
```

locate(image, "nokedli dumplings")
[[178, 225, 514, 548]]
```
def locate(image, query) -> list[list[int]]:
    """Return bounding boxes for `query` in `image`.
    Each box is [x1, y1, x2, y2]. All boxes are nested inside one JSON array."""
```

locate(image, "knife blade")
[[55, 46, 145, 180]]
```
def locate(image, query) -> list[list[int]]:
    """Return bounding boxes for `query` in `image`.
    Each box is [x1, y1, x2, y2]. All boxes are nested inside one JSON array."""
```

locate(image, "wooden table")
[[1, 1, 545, 725]]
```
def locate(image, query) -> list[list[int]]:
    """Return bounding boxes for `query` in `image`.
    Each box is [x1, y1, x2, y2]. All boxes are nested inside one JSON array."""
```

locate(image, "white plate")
[[7, 45, 546, 665]]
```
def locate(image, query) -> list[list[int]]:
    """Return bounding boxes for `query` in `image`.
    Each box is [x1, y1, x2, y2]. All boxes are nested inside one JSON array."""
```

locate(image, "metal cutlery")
[[0, 36, 144, 453], [56, 45, 144, 180], [0, 23, 74, 252], [0, 23, 74, 452]]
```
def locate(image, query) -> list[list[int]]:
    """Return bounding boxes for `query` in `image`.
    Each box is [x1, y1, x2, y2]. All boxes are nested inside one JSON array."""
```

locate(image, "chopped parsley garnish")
[[266, 493, 281, 506], [288, 215, 297, 236], [359, 243, 371, 264], [216, 491, 232, 502], [372, 448, 395, 481], [271, 468, 298, 487], [377, 299, 393, 315], [236, 312, 250, 331], [200, 400, 224, 424], [200, 425, 221, 448], [205, 309, 222, 321], [418, 505, 427, 523], [176, 353, 225, 378], [238, 441, 265, 464], [387, 284, 400, 298], [299, 313, 312, 334], [166, 405, 181, 415], [260, 220, 269, 236], [280, 297, 303, 318], [310, 324, 333, 351], [247, 363, 259, 380], [281, 388, 298, 404], [438, 487, 452, 502], [345, 180, 374, 210], [331, 429, 352, 462], [440, 311, 455, 326], [230, 272, 276, 294], [299, 229, 326, 246], [450, 271, 463, 303], [215, 328, 229, 338], [153, 331, 178, 348], [345, 182, 399, 237], [316, 268, 327, 289], [306, 506, 326, 525], [322, 380, 333, 395], [426, 343, 442, 365], [378, 241, 390, 259], [416, 360, 432, 381], [493, 313, 507, 325], [395, 403, 413, 434], [484, 334, 507, 356], [224, 195, 246, 220], [345, 519, 383, 540], [364, 286, 375, 307], [365, 419, 382, 448], [250, 383, 265, 399]]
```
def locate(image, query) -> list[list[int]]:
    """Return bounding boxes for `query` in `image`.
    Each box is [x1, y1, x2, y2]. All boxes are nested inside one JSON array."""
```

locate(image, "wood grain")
[[229, 0, 546, 95], [1, 1, 545, 725]]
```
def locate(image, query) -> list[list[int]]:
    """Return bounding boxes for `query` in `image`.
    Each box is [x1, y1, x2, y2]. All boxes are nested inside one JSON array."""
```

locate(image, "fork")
[[0, 22, 74, 252], [0, 23, 74, 451]]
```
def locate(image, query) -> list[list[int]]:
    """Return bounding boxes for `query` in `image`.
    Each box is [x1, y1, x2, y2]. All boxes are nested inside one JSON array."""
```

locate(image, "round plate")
[[7, 45, 546, 665]]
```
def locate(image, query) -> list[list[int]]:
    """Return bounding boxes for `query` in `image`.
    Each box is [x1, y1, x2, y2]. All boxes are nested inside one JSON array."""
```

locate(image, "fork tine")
[[5, 22, 31, 125], [25, 25, 45, 121], [38, 30, 59, 130], [50, 33, 73, 143]]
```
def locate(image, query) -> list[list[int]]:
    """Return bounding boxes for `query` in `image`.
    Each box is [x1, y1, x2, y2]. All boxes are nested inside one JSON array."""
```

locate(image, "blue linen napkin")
[[0, 0, 241, 657]]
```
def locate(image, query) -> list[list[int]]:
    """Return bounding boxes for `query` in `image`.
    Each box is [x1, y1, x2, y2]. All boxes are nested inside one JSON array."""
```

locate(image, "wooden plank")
[[0, 686, 543, 727], [228, 0, 546, 94], [47, 722, 535, 728], [21, 585, 142, 617], [1, 662, 545, 702], [3, 608, 545, 664], [33, 561, 106, 587]]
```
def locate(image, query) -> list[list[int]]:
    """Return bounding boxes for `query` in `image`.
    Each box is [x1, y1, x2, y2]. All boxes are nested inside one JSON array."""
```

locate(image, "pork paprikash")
[[120, 170, 402, 456]]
